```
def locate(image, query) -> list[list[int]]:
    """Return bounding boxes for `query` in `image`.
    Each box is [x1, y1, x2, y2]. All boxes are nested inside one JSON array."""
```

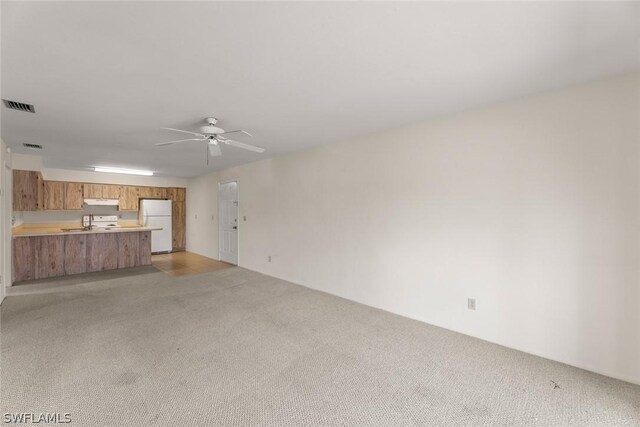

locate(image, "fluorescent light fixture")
[[94, 167, 154, 176]]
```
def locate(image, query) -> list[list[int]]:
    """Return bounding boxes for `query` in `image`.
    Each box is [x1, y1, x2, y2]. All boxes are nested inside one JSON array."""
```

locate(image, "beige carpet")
[[1, 267, 639, 426]]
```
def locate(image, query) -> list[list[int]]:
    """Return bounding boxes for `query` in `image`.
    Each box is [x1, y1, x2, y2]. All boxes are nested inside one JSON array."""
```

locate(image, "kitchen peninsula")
[[13, 226, 160, 282]]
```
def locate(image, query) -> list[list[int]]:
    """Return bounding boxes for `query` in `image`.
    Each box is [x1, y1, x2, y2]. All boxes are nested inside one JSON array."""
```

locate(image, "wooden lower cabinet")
[[138, 232, 151, 265], [86, 233, 119, 272], [13, 237, 36, 281], [13, 231, 153, 282], [34, 236, 65, 279], [64, 234, 87, 275], [117, 232, 139, 269]]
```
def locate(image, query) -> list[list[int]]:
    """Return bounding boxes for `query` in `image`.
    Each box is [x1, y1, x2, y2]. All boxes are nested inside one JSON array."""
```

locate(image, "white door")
[[219, 181, 238, 265]]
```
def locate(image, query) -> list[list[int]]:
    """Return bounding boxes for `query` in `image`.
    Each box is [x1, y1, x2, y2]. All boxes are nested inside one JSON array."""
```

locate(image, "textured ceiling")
[[2, 1, 639, 177]]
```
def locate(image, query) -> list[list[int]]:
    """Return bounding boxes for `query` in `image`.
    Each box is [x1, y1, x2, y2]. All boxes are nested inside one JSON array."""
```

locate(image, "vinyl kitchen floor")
[[151, 251, 234, 277]]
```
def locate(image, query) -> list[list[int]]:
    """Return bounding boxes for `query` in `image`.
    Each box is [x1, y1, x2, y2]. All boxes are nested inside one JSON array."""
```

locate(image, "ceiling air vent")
[[2, 99, 35, 113], [22, 143, 42, 150]]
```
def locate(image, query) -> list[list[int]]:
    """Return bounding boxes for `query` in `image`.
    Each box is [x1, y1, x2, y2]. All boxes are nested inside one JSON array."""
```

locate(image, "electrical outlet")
[[268, 256, 272, 262], [468, 298, 476, 311]]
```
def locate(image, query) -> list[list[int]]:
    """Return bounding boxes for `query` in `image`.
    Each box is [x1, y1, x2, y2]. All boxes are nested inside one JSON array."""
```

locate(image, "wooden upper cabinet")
[[102, 184, 121, 199], [83, 183, 103, 199], [64, 183, 85, 210], [167, 187, 186, 202], [151, 187, 166, 199], [43, 181, 65, 210], [13, 170, 43, 211], [137, 186, 153, 199], [119, 186, 139, 211], [14, 174, 176, 212]]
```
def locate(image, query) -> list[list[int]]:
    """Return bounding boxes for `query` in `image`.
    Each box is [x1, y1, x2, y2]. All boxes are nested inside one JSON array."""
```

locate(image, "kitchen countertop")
[[13, 226, 162, 238]]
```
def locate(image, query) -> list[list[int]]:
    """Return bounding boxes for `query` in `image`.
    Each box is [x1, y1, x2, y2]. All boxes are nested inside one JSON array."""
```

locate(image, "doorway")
[[218, 181, 238, 265]]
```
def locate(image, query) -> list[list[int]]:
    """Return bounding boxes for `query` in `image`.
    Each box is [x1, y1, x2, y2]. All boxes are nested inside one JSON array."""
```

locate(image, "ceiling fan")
[[157, 117, 265, 163]]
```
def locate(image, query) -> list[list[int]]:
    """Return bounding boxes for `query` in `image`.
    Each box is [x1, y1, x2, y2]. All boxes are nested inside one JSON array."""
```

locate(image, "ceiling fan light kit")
[[157, 116, 264, 164]]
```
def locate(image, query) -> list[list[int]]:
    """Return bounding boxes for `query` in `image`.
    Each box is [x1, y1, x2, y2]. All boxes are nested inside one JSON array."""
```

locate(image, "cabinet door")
[[167, 187, 186, 202], [64, 234, 87, 275], [13, 170, 43, 211], [117, 232, 140, 268], [86, 233, 119, 272], [119, 186, 139, 211], [102, 184, 121, 199], [172, 201, 186, 250], [151, 187, 166, 199], [43, 181, 65, 210], [64, 183, 85, 210], [137, 186, 153, 199], [13, 237, 36, 281], [34, 236, 65, 279], [83, 183, 103, 199], [138, 231, 151, 265]]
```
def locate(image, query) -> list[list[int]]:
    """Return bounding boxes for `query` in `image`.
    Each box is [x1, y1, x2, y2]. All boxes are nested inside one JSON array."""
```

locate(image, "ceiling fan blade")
[[223, 139, 265, 153], [220, 129, 253, 137], [162, 127, 205, 138], [208, 142, 222, 157], [156, 138, 205, 146]]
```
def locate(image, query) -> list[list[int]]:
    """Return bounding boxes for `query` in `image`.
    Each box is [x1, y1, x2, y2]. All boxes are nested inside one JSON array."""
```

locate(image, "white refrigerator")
[[139, 199, 173, 253]]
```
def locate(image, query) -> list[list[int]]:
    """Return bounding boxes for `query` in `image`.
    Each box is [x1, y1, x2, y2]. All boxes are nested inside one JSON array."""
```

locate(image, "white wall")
[[189, 73, 640, 384], [186, 172, 219, 259]]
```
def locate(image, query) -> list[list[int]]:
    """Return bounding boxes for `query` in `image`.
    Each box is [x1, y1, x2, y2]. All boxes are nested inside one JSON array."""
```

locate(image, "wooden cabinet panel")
[[137, 186, 153, 199], [151, 187, 166, 199], [138, 231, 151, 265], [86, 234, 118, 272], [14, 231, 152, 283], [13, 170, 43, 211], [117, 232, 139, 269], [64, 235, 87, 275], [83, 183, 103, 199], [34, 236, 65, 279], [13, 237, 36, 282], [43, 181, 65, 210], [102, 184, 121, 199], [172, 201, 186, 251], [167, 187, 185, 202], [119, 186, 139, 211], [64, 183, 84, 210]]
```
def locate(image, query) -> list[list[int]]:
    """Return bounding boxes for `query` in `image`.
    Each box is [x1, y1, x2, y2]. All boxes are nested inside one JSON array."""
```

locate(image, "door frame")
[[218, 179, 239, 265], [1, 149, 12, 302]]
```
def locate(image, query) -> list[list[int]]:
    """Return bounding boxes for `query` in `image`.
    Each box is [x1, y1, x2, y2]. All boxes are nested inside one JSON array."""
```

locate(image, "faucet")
[[83, 214, 94, 231]]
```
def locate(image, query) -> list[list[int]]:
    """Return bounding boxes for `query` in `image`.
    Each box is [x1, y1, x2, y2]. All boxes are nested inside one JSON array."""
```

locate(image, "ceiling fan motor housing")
[[200, 125, 225, 135]]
